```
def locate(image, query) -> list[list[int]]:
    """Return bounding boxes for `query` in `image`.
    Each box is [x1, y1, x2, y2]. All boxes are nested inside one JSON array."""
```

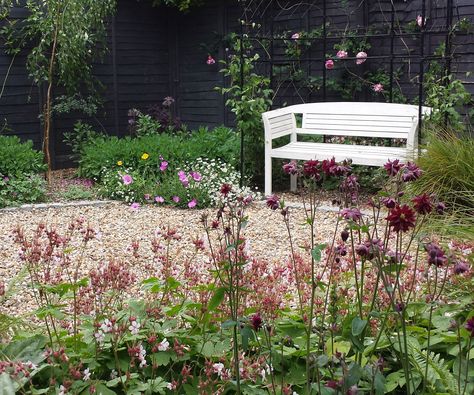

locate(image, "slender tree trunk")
[[43, 23, 59, 185]]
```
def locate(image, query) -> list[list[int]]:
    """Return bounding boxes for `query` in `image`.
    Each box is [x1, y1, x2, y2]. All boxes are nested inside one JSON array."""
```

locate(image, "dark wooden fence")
[[0, 0, 472, 167]]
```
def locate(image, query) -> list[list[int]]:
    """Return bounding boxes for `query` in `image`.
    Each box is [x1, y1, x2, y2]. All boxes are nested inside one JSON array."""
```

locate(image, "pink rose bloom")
[[325, 59, 334, 70], [122, 174, 133, 185], [372, 83, 384, 92], [336, 50, 348, 59], [160, 161, 168, 171], [191, 171, 202, 182], [155, 196, 164, 203], [130, 202, 140, 211], [291, 32, 300, 40], [206, 55, 216, 65], [416, 15, 426, 27], [172, 196, 180, 203], [356, 51, 367, 65], [188, 199, 197, 209]]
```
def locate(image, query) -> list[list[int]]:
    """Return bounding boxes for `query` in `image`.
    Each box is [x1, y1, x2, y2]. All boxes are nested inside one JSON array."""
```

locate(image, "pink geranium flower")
[[155, 196, 164, 203], [172, 196, 180, 203], [188, 199, 197, 209], [356, 51, 367, 65], [336, 50, 348, 59], [190, 171, 202, 182], [160, 161, 168, 171], [325, 59, 334, 70], [130, 202, 140, 211], [206, 55, 216, 65], [122, 174, 133, 185]]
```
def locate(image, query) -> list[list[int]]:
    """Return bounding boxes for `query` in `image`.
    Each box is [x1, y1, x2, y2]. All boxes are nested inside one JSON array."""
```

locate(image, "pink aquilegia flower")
[[291, 32, 300, 40], [386, 204, 416, 232], [155, 196, 164, 203], [336, 50, 348, 59], [372, 83, 384, 92], [384, 159, 403, 176], [282, 160, 298, 175], [206, 55, 216, 65], [129, 319, 140, 334], [122, 174, 133, 185], [325, 59, 334, 70], [266, 194, 280, 210], [190, 171, 202, 182], [220, 183, 232, 196], [356, 51, 367, 65], [130, 202, 140, 211], [172, 196, 180, 203], [465, 317, 474, 337], [188, 199, 197, 209], [160, 161, 168, 171]]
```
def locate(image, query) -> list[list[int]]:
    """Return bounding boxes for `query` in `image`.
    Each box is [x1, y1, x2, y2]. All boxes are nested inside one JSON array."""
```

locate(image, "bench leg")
[[290, 174, 297, 192], [265, 155, 272, 197]]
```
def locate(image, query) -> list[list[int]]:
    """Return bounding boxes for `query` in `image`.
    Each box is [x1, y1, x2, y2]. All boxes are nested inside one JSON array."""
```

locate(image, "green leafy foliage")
[[0, 136, 46, 177], [217, 33, 273, 185]]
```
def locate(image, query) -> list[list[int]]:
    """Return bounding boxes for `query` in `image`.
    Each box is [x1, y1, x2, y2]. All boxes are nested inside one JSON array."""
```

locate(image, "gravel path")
[[0, 198, 340, 318]]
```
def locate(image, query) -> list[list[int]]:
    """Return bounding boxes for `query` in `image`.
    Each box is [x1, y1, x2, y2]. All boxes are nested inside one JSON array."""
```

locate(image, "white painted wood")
[[262, 102, 432, 196]]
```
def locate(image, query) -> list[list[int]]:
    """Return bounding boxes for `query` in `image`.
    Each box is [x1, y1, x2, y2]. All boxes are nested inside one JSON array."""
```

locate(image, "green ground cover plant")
[[1, 158, 472, 394], [0, 135, 47, 208]]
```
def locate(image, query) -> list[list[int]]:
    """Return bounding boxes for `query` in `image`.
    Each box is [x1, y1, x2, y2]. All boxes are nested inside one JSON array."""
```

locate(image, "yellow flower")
[[141, 153, 149, 160], [117, 160, 123, 166]]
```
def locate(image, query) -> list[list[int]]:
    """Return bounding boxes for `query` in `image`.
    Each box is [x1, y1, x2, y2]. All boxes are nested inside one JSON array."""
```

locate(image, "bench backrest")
[[263, 102, 432, 150]]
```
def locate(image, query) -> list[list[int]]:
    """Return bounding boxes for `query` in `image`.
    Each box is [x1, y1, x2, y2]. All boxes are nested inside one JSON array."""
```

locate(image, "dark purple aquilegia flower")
[[386, 204, 416, 232]]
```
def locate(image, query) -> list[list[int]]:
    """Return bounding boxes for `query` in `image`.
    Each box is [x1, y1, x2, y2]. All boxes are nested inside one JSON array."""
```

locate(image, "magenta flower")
[[172, 196, 180, 203], [178, 170, 189, 187], [266, 194, 280, 210], [282, 160, 298, 175], [144, 194, 151, 201], [425, 243, 447, 267], [402, 162, 422, 182], [191, 171, 202, 182], [206, 55, 216, 65], [386, 204, 416, 232], [303, 159, 321, 178], [251, 313, 263, 331], [384, 159, 403, 176], [325, 59, 334, 70], [160, 161, 168, 171], [336, 50, 348, 59], [412, 193, 432, 215], [341, 208, 362, 222], [291, 32, 300, 40], [220, 183, 232, 196], [372, 83, 384, 92], [130, 202, 140, 211], [122, 174, 133, 185], [356, 51, 367, 65], [465, 317, 474, 337], [155, 196, 164, 203], [188, 199, 197, 209]]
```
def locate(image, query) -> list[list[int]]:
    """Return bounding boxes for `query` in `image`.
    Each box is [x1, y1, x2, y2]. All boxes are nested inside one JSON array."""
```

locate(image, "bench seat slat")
[[304, 114, 415, 123], [303, 119, 414, 128], [271, 142, 409, 166]]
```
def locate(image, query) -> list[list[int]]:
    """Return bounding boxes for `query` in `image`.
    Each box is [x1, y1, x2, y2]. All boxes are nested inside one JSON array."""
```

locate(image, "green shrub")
[[63, 121, 105, 160], [0, 136, 46, 177], [78, 126, 240, 181]]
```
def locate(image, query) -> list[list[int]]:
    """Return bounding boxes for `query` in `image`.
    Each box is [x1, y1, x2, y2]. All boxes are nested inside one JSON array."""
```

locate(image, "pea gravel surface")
[[0, 197, 340, 319]]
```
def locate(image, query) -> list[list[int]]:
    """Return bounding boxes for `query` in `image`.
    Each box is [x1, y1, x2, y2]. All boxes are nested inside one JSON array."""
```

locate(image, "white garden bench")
[[262, 102, 431, 196]]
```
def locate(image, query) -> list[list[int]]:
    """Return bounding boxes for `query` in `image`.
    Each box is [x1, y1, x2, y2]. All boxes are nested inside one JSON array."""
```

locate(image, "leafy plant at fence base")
[[217, 32, 273, 186]]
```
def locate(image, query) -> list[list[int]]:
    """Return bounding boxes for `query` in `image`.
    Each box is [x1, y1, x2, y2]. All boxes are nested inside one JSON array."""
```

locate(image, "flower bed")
[[1, 158, 473, 394]]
